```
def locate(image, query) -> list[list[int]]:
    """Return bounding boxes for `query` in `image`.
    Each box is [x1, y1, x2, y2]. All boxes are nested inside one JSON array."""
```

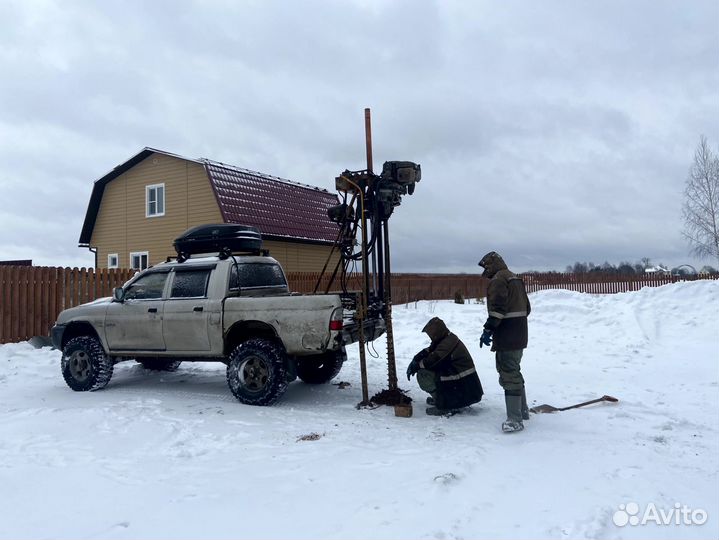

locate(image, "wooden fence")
[[291, 272, 489, 304], [522, 272, 718, 294], [0, 265, 716, 344], [0, 266, 136, 345]]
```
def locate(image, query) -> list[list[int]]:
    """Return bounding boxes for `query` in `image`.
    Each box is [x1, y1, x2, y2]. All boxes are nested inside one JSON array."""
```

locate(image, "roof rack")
[[168, 248, 270, 264]]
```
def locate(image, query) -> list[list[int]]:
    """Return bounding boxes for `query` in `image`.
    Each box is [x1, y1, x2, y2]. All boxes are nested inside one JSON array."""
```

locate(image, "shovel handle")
[[558, 395, 618, 411]]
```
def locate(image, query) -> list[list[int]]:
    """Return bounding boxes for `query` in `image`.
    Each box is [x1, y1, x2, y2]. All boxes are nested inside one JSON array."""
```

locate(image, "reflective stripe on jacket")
[[484, 269, 531, 351]]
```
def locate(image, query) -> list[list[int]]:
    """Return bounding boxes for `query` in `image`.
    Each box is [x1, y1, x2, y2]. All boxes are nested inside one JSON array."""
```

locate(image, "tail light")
[[329, 307, 343, 331], [329, 319, 343, 331]]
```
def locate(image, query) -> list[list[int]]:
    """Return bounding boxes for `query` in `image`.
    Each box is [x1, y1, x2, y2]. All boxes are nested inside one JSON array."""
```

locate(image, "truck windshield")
[[230, 263, 287, 290]]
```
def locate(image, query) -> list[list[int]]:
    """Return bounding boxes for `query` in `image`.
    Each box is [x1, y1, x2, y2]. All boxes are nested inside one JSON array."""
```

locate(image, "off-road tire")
[[297, 348, 346, 384], [61, 336, 114, 391], [137, 359, 183, 372], [226, 339, 288, 405]]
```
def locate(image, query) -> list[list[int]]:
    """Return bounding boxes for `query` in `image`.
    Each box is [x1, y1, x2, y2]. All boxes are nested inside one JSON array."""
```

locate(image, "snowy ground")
[[1, 281, 718, 540]]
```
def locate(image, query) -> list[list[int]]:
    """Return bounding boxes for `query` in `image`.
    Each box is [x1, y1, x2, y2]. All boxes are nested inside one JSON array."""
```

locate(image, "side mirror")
[[112, 287, 125, 302]]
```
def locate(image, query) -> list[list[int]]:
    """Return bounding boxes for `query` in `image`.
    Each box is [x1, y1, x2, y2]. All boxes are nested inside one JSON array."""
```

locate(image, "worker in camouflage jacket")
[[406, 317, 484, 416], [478, 251, 531, 433]]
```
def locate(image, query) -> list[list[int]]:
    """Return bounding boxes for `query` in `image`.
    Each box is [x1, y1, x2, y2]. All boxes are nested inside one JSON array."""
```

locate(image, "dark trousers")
[[495, 349, 524, 395]]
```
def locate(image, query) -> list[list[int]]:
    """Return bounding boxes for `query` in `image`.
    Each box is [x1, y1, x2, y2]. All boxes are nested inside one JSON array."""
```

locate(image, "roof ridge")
[[201, 158, 331, 194]]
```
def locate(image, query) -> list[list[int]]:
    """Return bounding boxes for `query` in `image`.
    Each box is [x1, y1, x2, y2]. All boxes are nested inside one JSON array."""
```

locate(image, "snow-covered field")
[[1, 281, 717, 540]]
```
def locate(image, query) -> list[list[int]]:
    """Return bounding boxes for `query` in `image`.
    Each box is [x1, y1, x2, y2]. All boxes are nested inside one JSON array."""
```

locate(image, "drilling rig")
[[315, 109, 421, 406]]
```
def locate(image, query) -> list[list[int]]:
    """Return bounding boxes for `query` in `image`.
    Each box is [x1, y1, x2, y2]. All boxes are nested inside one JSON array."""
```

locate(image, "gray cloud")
[[0, 0, 717, 271]]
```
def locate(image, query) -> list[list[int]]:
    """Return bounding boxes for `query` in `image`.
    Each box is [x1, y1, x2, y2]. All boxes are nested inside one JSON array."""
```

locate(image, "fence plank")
[[0, 267, 9, 343], [18, 267, 29, 341], [32, 266, 42, 337]]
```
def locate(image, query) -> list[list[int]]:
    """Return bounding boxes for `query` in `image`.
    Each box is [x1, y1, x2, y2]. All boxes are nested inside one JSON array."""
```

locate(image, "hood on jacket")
[[478, 251, 508, 279], [422, 317, 449, 342]]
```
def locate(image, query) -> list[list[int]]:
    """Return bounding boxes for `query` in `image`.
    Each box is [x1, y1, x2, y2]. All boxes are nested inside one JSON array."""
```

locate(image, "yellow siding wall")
[[263, 240, 340, 273], [91, 154, 223, 269], [89, 152, 340, 273]]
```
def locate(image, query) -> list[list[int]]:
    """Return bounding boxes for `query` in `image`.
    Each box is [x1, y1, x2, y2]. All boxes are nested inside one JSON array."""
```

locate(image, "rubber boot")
[[426, 406, 459, 417], [521, 388, 530, 420], [502, 394, 525, 433]]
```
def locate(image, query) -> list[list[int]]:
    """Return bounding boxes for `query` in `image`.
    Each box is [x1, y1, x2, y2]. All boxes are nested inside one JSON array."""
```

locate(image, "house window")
[[130, 252, 149, 270], [146, 184, 165, 217], [107, 254, 119, 269]]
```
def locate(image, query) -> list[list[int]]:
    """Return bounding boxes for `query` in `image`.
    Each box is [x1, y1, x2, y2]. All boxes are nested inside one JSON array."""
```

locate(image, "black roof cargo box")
[[174, 224, 262, 260]]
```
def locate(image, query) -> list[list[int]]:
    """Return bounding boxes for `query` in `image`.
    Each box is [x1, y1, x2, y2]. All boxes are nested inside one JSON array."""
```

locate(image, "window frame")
[[145, 183, 165, 218], [107, 253, 119, 269], [130, 251, 149, 271], [123, 269, 170, 301], [229, 262, 288, 291], [168, 268, 213, 299]]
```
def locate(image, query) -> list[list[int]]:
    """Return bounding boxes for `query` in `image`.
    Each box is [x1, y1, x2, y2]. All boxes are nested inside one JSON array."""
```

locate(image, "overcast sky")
[[1, 0, 717, 273]]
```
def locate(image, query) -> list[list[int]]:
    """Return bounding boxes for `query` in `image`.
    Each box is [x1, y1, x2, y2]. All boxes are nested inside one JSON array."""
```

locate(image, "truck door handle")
[[148, 308, 158, 313], [193, 306, 204, 312]]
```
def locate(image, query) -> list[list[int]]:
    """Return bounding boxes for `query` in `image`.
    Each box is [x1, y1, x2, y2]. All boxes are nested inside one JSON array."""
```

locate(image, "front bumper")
[[50, 324, 66, 350]]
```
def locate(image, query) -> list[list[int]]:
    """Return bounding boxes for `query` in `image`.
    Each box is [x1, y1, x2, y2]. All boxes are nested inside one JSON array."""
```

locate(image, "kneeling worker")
[[406, 317, 484, 415]]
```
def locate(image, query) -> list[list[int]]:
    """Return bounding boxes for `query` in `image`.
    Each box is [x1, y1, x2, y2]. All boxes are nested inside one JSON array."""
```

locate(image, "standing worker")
[[478, 251, 531, 433], [406, 317, 484, 416]]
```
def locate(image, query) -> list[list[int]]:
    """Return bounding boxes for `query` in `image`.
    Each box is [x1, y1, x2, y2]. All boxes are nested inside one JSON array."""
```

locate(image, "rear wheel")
[[137, 359, 182, 372], [297, 347, 346, 384], [61, 336, 114, 391], [226, 339, 288, 405]]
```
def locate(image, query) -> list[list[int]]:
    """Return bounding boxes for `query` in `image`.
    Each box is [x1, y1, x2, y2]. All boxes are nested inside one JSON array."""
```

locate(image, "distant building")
[[644, 265, 670, 275], [79, 148, 340, 272]]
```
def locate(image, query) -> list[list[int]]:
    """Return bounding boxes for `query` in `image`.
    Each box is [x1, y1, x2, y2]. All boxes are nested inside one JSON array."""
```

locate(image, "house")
[[79, 148, 340, 273], [644, 265, 670, 275]]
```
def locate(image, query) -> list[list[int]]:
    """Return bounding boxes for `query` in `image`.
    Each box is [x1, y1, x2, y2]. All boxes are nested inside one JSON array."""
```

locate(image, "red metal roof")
[[203, 160, 340, 244]]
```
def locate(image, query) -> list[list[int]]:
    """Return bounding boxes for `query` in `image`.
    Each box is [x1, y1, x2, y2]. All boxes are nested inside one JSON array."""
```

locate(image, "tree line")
[[562, 260, 717, 276], [521, 260, 718, 276]]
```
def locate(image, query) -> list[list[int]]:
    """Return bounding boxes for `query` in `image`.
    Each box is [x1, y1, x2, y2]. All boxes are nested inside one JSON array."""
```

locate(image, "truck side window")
[[230, 263, 287, 289], [171, 270, 211, 298], [124, 272, 168, 300]]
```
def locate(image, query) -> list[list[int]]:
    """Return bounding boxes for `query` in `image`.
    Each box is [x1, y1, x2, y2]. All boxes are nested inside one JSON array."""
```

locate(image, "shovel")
[[530, 395, 619, 414]]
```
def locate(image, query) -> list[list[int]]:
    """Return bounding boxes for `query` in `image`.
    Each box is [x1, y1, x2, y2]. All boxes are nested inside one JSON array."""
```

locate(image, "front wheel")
[[297, 347, 346, 384], [61, 336, 114, 391], [226, 339, 288, 405]]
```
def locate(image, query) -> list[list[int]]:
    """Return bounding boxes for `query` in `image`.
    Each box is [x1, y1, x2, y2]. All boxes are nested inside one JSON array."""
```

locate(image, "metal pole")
[[362, 108, 372, 310], [357, 107, 374, 405], [364, 108, 373, 173]]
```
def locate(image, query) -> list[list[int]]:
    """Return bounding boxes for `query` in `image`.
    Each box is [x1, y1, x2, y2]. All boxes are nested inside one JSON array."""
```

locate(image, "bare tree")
[[682, 136, 719, 266]]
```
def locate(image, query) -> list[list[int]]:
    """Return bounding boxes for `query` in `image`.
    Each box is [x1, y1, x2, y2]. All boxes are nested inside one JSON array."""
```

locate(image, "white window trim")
[[130, 251, 149, 270], [107, 253, 119, 269], [146, 183, 165, 218]]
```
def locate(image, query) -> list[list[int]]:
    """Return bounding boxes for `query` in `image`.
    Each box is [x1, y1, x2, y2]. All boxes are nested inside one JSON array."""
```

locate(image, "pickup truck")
[[51, 255, 382, 405]]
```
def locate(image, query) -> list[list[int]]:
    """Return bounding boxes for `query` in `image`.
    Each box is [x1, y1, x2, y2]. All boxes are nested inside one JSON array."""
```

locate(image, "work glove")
[[480, 328, 493, 348], [406, 359, 419, 380], [406, 350, 428, 380]]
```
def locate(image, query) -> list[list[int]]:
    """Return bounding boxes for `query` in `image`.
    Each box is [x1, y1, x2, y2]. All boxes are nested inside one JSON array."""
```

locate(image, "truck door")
[[162, 267, 214, 352], [105, 271, 169, 352]]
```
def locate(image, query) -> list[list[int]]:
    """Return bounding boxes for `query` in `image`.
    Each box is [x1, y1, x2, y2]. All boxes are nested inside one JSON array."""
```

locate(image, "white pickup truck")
[[51, 255, 382, 405]]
